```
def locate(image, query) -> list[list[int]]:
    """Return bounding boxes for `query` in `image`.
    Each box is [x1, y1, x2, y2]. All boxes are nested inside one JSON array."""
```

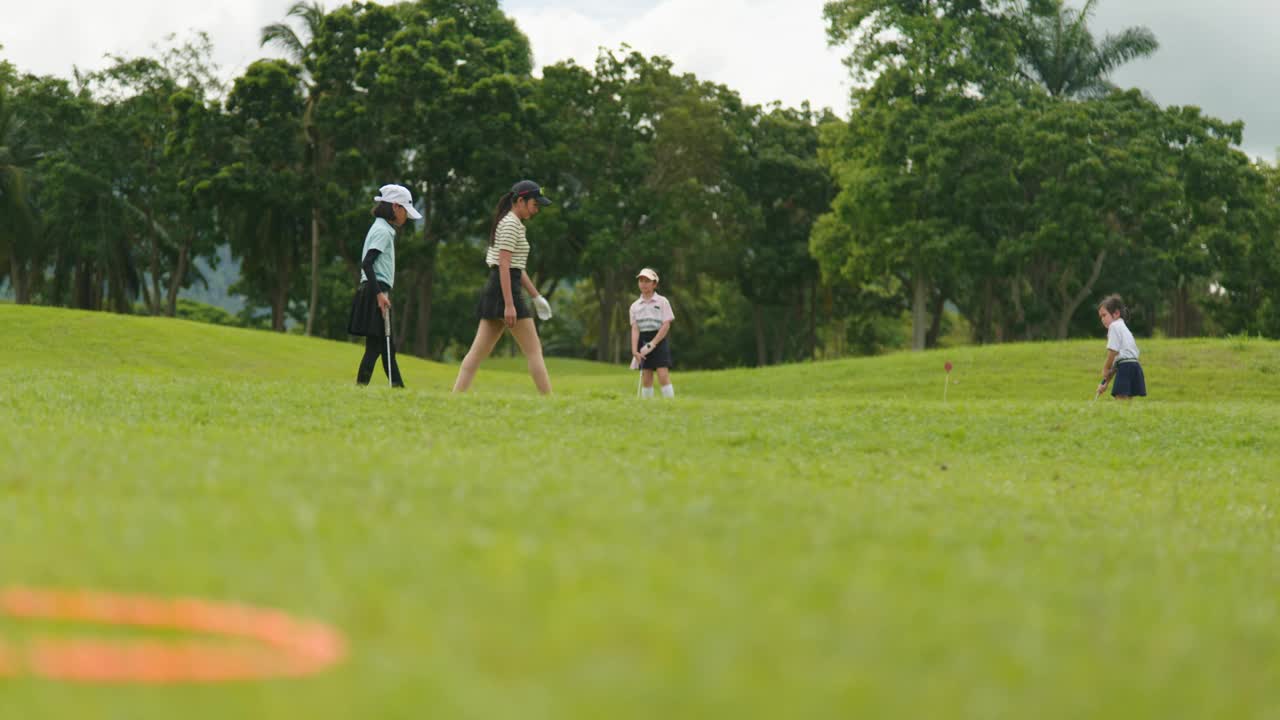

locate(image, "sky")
[[1, 0, 1276, 159]]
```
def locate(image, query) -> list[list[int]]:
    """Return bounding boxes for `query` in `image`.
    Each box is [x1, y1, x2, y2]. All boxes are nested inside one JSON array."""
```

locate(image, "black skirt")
[[475, 267, 531, 321], [348, 281, 391, 337], [637, 330, 672, 369], [1112, 361, 1147, 397]]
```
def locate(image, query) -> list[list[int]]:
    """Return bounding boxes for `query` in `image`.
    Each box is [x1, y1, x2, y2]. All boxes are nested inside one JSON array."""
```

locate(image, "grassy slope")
[[1, 304, 1278, 719]]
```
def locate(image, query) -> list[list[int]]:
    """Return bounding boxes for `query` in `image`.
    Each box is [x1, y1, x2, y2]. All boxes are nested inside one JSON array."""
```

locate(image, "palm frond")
[[260, 22, 306, 60], [1095, 27, 1159, 75]]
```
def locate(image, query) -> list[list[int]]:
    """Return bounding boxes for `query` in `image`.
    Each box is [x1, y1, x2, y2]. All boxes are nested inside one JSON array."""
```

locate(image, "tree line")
[[2, 0, 1277, 368]]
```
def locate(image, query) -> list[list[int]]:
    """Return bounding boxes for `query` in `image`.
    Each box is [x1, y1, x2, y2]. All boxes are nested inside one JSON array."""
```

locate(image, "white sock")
[[660, 383, 675, 398], [641, 386, 655, 398]]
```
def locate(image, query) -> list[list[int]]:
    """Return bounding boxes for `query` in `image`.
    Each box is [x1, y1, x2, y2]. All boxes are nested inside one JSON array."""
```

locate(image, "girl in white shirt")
[[1096, 294, 1146, 400]]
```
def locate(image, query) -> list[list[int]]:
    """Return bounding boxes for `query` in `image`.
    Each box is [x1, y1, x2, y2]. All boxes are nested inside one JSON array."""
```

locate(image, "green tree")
[[733, 104, 836, 365], [261, 1, 329, 336], [369, 0, 536, 357], [0, 60, 39, 302], [213, 59, 308, 331], [535, 49, 745, 362], [1015, 0, 1159, 99], [817, 0, 1020, 350]]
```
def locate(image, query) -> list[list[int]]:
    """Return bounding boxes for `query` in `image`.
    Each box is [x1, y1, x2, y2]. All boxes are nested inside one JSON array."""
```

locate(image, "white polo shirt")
[[1107, 318, 1140, 362], [630, 292, 674, 333]]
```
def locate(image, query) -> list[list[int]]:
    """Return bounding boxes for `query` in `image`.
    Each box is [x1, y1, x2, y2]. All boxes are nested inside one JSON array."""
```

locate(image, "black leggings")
[[357, 333, 404, 387]]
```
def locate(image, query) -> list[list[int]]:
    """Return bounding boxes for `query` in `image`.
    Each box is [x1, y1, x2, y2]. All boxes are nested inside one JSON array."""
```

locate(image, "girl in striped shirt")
[[452, 180, 555, 394]]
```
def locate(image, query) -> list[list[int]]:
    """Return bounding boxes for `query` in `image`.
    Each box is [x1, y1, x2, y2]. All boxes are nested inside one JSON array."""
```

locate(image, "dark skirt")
[[1112, 361, 1147, 397], [348, 281, 391, 337], [637, 330, 672, 370], [475, 267, 531, 321]]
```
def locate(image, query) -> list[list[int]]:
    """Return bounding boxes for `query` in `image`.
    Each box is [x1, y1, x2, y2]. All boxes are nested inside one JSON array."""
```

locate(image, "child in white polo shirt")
[[630, 267, 675, 399], [1096, 294, 1146, 400]]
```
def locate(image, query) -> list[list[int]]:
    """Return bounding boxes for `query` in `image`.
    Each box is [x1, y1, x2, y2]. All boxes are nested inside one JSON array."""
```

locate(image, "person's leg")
[[641, 369, 655, 398], [453, 320, 506, 392], [509, 318, 552, 395], [656, 367, 674, 398], [357, 335, 381, 385]]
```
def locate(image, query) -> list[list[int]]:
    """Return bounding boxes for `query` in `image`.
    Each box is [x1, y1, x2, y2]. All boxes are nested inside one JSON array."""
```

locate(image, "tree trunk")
[[74, 261, 92, 310], [166, 234, 192, 317], [148, 208, 162, 316], [911, 273, 928, 352], [977, 277, 994, 344], [396, 277, 414, 348], [926, 292, 945, 348], [414, 253, 436, 358], [1055, 248, 1107, 340], [1172, 283, 1190, 338], [753, 302, 767, 367], [414, 213, 437, 358], [11, 257, 30, 304], [807, 280, 817, 361], [306, 207, 320, 336], [594, 271, 618, 363], [273, 264, 291, 332]]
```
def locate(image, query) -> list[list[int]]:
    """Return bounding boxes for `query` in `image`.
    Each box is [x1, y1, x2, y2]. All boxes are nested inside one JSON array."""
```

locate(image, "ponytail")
[[1099, 294, 1127, 321], [488, 192, 515, 246]]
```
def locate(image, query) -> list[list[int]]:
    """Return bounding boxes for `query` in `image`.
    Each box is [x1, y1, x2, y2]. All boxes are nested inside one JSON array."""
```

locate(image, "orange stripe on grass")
[[0, 587, 345, 684], [0, 639, 18, 677]]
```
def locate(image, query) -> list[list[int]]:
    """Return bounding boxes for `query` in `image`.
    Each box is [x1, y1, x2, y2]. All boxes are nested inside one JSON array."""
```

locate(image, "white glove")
[[532, 295, 553, 321], [640, 342, 655, 356]]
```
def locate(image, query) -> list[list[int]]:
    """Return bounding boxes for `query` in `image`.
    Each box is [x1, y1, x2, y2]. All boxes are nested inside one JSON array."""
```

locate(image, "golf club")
[[383, 304, 393, 389]]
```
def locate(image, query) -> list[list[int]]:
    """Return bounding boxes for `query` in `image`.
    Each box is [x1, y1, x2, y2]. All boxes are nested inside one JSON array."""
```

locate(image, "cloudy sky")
[[2, 0, 1275, 158]]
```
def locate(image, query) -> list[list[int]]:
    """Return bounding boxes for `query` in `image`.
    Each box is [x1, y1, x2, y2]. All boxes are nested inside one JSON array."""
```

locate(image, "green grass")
[[2, 304, 1279, 719]]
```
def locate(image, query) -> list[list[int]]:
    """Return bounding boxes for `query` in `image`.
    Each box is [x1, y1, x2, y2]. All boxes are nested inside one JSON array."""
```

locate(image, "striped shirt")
[[630, 292, 675, 333], [485, 212, 530, 270]]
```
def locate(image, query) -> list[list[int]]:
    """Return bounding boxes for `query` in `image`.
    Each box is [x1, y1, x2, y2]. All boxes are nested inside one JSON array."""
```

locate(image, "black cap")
[[511, 179, 552, 206]]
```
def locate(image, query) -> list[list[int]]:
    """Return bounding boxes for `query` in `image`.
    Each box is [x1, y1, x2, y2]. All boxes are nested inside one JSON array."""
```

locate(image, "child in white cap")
[[347, 183, 420, 387], [629, 267, 675, 398]]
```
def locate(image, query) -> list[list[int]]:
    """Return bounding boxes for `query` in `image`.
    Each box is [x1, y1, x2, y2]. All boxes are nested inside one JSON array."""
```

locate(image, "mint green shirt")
[[360, 218, 396, 288]]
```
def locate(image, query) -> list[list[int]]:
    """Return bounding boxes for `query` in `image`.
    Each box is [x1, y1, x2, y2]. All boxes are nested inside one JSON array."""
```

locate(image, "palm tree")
[[261, 1, 327, 336], [0, 81, 39, 303], [1016, 0, 1159, 99]]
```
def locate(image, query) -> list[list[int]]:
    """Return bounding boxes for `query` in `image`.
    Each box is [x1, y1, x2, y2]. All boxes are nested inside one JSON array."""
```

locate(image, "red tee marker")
[[943, 361, 952, 401]]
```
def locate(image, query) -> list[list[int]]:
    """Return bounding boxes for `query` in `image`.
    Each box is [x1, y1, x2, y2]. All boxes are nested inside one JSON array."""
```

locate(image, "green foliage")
[[5, 1, 1280, 369], [1014, 0, 1160, 98], [5, 305, 1280, 717]]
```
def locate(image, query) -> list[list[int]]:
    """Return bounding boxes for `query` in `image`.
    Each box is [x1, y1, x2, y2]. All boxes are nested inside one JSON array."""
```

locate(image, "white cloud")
[[3, 0, 850, 113], [0, 0, 290, 83], [517, 0, 853, 114]]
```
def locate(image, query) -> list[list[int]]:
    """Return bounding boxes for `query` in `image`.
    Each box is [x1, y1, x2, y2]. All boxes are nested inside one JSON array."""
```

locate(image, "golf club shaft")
[[384, 305, 393, 388]]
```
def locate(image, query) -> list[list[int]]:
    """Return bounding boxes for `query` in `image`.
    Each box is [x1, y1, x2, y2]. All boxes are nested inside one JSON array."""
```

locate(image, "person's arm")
[[1099, 349, 1119, 387], [647, 320, 672, 348], [520, 272, 540, 299], [361, 249, 389, 313], [498, 249, 515, 326], [632, 323, 642, 361]]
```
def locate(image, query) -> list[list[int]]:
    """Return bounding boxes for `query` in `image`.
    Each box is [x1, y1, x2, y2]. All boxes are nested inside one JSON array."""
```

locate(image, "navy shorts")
[[1112, 361, 1146, 397], [637, 330, 672, 370]]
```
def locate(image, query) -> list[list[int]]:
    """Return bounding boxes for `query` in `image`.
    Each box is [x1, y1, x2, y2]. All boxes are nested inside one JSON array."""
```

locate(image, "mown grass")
[[1, 304, 1278, 719]]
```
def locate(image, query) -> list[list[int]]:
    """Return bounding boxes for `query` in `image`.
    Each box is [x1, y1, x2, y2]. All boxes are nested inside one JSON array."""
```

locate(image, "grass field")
[[2, 303, 1279, 719]]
